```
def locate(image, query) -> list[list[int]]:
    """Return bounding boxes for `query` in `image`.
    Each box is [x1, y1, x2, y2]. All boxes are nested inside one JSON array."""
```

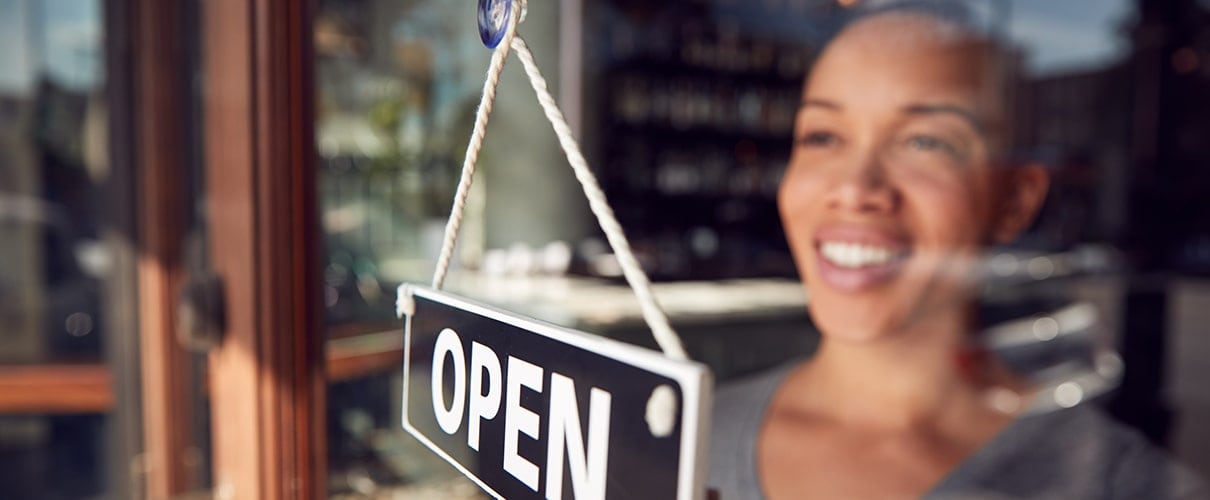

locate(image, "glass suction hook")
[[478, 0, 512, 49]]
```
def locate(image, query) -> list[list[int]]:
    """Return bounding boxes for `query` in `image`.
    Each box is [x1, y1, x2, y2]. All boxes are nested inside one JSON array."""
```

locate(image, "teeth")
[[819, 241, 905, 269]]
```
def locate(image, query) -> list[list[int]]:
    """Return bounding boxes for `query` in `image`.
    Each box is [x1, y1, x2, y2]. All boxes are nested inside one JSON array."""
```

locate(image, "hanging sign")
[[399, 285, 712, 500]]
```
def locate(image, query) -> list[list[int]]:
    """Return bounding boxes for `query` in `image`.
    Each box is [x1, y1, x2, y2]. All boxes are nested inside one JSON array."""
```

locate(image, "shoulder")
[[713, 365, 794, 428], [707, 363, 799, 500], [1034, 405, 1206, 499], [931, 404, 1209, 500]]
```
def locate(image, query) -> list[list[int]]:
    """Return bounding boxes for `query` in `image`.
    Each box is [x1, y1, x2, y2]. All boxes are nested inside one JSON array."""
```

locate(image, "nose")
[[824, 151, 900, 214]]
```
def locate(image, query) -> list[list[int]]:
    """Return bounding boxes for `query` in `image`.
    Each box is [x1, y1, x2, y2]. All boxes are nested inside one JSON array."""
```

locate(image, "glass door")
[[3, 0, 321, 497], [314, 1, 510, 497], [0, 0, 215, 498], [0, 0, 134, 495]]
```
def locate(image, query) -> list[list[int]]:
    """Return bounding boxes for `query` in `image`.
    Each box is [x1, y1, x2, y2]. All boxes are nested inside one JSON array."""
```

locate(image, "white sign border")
[[400, 284, 713, 500]]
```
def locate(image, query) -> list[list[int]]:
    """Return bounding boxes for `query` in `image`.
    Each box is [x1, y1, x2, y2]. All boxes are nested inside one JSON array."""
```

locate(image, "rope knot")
[[396, 284, 416, 318]]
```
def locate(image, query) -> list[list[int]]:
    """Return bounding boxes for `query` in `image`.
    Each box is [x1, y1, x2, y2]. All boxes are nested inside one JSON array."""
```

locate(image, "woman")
[[708, 5, 1206, 499]]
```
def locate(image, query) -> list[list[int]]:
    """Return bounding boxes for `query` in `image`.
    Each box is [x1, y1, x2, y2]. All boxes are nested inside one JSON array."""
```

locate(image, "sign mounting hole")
[[646, 385, 678, 438]]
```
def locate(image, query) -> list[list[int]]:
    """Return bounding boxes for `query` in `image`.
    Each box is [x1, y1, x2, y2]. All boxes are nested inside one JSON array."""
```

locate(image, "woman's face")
[[781, 14, 1025, 342]]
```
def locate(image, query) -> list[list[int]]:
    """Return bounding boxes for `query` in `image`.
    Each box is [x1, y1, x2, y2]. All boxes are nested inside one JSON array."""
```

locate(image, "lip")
[[813, 224, 911, 292]]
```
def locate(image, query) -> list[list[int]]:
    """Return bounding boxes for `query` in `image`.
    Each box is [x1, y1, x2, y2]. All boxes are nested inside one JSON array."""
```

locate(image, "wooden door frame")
[[0, 0, 324, 497], [201, 0, 326, 498], [130, 0, 203, 496]]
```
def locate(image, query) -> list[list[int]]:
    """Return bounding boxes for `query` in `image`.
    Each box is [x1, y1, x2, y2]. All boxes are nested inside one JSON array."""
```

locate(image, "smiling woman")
[[708, 3, 1207, 499], [781, 10, 1044, 346]]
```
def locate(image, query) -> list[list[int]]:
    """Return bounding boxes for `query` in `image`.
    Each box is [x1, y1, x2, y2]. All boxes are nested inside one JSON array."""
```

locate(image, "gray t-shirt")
[[708, 364, 1208, 499]]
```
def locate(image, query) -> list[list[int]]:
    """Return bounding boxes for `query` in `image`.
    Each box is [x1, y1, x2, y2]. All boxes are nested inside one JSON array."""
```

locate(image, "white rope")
[[430, 3, 522, 290], [509, 37, 688, 360], [428, 1, 689, 361]]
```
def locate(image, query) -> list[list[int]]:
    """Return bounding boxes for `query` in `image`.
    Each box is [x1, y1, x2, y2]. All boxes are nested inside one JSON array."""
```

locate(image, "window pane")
[[317, 0, 491, 497], [318, 0, 1210, 497], [0, 0, 120, 497], [0, 0, 106, 365]]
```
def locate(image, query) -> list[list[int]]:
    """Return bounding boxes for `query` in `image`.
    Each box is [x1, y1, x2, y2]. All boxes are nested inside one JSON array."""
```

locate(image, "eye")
[[906, 134, 954, 153], [796, 130, 841, 149]]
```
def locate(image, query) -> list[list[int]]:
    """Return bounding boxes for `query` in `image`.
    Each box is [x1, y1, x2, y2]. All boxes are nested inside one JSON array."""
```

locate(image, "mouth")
[[813, 226, 912, 292], [818, 241, 910, 269]]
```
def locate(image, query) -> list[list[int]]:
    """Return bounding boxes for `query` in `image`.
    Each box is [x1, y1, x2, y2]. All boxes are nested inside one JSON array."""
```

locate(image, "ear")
[[991, 164, 1050, 244]]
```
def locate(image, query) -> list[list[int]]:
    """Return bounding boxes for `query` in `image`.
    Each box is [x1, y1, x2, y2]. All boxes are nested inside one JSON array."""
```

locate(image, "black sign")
[[400, 285, 712, 500]]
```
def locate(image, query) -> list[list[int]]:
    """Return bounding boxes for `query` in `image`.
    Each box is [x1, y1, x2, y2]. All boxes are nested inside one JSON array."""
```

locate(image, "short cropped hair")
[[809, 0, 1026, 162]]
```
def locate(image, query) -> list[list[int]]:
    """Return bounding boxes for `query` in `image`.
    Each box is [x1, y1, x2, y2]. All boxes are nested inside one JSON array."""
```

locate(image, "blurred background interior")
[[1, 0, 1209, 497]]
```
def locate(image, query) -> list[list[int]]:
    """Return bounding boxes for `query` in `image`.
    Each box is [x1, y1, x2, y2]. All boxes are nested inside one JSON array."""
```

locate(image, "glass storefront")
[[313, 0, 1210, 497], [0, 0, 122, 496], [0, 0, 1208, 497], [316, 1, 493, 496]]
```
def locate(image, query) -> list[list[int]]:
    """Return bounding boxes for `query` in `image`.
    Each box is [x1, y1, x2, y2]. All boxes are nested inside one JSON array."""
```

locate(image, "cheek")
[[903, 171, 993, 250], [777, 165, 825, 248]]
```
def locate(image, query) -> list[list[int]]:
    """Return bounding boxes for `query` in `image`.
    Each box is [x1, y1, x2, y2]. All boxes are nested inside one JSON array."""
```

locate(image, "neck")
[[785, 310, 994, 431]]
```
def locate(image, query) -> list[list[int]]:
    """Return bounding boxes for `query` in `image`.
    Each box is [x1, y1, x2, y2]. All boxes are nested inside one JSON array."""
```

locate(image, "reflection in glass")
[[317, 0, 490, 497], [0, 0, 114, 497], [314, 0, 1210, 496]]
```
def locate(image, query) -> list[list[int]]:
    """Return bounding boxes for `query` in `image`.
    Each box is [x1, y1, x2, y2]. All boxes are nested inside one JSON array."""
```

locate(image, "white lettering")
[[503, 355, 543, 491], [431, 328, 466, 435], [427, 333, 618, 497], [545, 373, 612, 500], [467, 341, 502, 451]]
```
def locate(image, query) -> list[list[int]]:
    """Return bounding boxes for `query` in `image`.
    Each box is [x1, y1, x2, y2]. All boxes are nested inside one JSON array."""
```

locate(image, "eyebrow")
[[799, 98, 840, 111], [798, 97, 987, 135], [799, 99, 985, 133], [901, 103, 984, 133]]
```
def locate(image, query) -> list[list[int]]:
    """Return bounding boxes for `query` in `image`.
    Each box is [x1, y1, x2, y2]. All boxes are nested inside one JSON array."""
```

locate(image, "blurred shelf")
[[0, 275, 808, 414], [0, 364, 113, 414], [0, 332, 407, 414], [442, 274, 808, 332], [327, 329, 403, 382], [608, 122, 794, 146]]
